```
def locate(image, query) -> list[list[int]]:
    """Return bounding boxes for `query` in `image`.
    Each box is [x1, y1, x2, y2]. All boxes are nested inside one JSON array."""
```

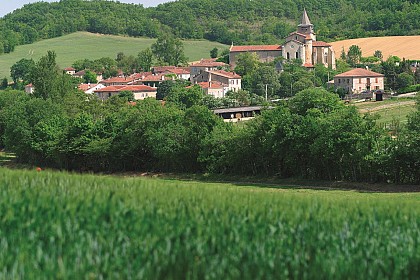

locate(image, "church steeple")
[[300, 8, 312, 26], [297, 8, 315, 40]]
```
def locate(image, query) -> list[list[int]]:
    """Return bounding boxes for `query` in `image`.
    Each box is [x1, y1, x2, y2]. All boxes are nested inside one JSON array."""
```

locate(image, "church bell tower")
[[297, 8, 316, 41]]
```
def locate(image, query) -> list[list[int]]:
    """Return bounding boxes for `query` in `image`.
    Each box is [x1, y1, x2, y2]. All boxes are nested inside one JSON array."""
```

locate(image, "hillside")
[[331, 36, 420, 60], [0, 32, 228, 79], [1, 0, 420, 54]]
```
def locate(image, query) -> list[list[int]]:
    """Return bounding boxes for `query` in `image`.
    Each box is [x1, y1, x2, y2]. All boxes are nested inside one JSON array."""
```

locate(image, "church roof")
[[299, 8, 312, 26], [312, 41, 331, 47], [230, 45, 282, 52]]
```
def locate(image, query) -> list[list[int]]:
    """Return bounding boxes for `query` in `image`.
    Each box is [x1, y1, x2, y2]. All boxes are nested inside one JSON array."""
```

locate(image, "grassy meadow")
[[1, 167, 420, 278], [0, 32, 228, 79], [354, 98, 416, 125]]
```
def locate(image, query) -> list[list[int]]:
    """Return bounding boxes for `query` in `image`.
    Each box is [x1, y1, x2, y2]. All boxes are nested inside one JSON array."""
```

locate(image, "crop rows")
[[1, 168, 420, 279]]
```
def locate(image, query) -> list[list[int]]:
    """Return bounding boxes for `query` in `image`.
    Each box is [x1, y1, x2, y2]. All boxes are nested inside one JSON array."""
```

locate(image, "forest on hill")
[[1, 0, 420, 55]]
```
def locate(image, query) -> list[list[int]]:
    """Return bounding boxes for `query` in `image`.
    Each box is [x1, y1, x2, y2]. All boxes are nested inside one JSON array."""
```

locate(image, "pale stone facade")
[[229, 9, 336, 69]]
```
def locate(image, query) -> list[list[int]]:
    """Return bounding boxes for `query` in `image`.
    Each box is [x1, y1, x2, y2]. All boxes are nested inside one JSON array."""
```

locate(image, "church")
[[229, 9, 336, 69]]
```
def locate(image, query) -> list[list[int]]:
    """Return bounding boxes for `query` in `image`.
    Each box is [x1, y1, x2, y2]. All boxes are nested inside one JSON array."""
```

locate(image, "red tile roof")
[[334, 68, 384, 78], [140, 73, 171, 82], [190, 59, 228, 67], [208, 70, 241, 79], [95, 85, 156, 93], [152, 66, 177, 73], [167, 68, 190, 75], [230, 45, 282, 52], [64, 67, 75, 71], [102, 76, 137, 84], [196, 81, 225, 89], [78, 83, 99, 91], [312, 41, 331, 47]]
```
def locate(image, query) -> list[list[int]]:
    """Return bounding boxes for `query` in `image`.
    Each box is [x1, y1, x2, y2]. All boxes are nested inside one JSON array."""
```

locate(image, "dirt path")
[[358, 100, 416, 113]]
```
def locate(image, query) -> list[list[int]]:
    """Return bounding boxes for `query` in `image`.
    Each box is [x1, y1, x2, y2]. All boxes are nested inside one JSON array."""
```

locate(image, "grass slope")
[[331, 36, 420, 60], [354, 98, 416, 125], [1, 167, 420, 278], [0, 32, 228, 79]]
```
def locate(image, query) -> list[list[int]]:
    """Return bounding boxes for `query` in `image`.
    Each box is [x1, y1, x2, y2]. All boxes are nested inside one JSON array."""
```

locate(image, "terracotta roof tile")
[[230, 45, 282, 52], [312, 41, 331, 47], [95, 85, 156, 93], [207, 70, 241, 79], [334, 68, 384, 78]]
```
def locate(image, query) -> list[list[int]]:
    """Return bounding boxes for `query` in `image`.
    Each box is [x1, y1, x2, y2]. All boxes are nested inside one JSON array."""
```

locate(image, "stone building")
[[229, 9, 336, 69], [334, 68, 384, 93]]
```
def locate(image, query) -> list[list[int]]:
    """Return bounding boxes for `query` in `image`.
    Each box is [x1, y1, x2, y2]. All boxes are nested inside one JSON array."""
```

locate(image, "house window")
[[359, 78, 362, 83], [347, 79, 350, 84], [287, 52, 290, 60], [296, 52, 299, 59], [295, 36, 298, 40], [324, 53, 328, 63], [375, 78, 378, 83]]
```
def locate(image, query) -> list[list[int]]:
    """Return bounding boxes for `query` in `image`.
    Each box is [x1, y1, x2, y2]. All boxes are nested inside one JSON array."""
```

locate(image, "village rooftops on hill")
[[230, 45, 282, 52], [207, 70, 241, 79], [95, 85, 156, 93], [190, 58, 227, 68], [335, 68, 384, 77]]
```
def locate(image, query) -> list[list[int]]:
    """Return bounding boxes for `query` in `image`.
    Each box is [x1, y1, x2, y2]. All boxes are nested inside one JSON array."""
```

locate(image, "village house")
[[101, 76, 139, 86], [195, 81, 228, 98], [229, 9, 336, 69], [94, 85, 157, 101], [78, 83, 106, 94], [64, 67, 76, 75], [334, 68, 384, 93], [190, 59, 228, 82], [193, 70, 241, 93]]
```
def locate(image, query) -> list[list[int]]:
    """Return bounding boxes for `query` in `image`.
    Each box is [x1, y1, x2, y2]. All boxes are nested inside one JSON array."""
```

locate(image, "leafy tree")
[[10, 58, 35, 88], [210, 47, 218, 58], [156, 80, 189, 100], [83, 70, 98, 84], [396, 72, 415, 90], [373, 50, 383, 60], [347, 45, 362, 66], [234, 52, 259, 76], [151, 34, 188, 66], [1, 78, 8, 90], [118, 90, 135, 102], [137, 48, 153, 72], [30, 51, 61, 100], [247, 66, 280, 98]]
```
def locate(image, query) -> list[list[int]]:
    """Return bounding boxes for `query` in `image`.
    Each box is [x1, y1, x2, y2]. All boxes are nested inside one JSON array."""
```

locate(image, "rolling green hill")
[[0, 32, 228, 79]]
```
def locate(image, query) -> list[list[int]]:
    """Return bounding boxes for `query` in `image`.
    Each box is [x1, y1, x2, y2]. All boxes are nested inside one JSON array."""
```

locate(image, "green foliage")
[[347, 45, 362, 67], [118, 91, 135, 102], [1, 0, 420, 56], [234, 52, 259, 76], [10, 58, 35, 88], [83, 70, 98, 84], [374, 50, 383, 60], [151, 34, 188, 66], [137, 47, 153, 72], [0, 77, 8, 89], [210, 47, 218, 58]]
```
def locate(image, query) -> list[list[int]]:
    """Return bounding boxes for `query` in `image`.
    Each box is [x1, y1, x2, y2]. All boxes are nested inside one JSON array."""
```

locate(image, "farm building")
[[334, 68, 384, 93]]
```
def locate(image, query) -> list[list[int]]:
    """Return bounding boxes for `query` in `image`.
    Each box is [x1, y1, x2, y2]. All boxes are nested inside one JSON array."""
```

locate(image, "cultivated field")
[[330, 35, 420, 60], [0, 32, 228, 79], [1, 167, 420, 278]]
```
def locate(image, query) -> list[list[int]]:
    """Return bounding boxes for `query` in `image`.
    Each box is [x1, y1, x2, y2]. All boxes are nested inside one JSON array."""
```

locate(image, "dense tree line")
[[1, 85, 419, 184], [1, 0, 420, 54], [1, 53, 420, 184]]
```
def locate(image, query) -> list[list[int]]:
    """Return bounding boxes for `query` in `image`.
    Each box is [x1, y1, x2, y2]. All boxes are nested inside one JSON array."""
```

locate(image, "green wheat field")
[[0, 32, 228, 79], [1, 167, 420, 278]]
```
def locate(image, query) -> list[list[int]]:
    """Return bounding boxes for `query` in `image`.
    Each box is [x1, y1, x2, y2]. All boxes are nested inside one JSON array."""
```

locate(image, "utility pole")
[[265, 84, 268, 101]]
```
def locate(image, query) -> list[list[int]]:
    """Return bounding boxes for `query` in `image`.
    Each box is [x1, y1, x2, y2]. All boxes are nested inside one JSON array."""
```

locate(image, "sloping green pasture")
[[0, 32, 228, 79], [1, 167, 420, 278]]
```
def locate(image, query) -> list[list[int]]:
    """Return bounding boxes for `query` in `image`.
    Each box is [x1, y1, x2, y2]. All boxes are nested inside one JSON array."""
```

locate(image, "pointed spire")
[[300, 8, 312, 26]]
